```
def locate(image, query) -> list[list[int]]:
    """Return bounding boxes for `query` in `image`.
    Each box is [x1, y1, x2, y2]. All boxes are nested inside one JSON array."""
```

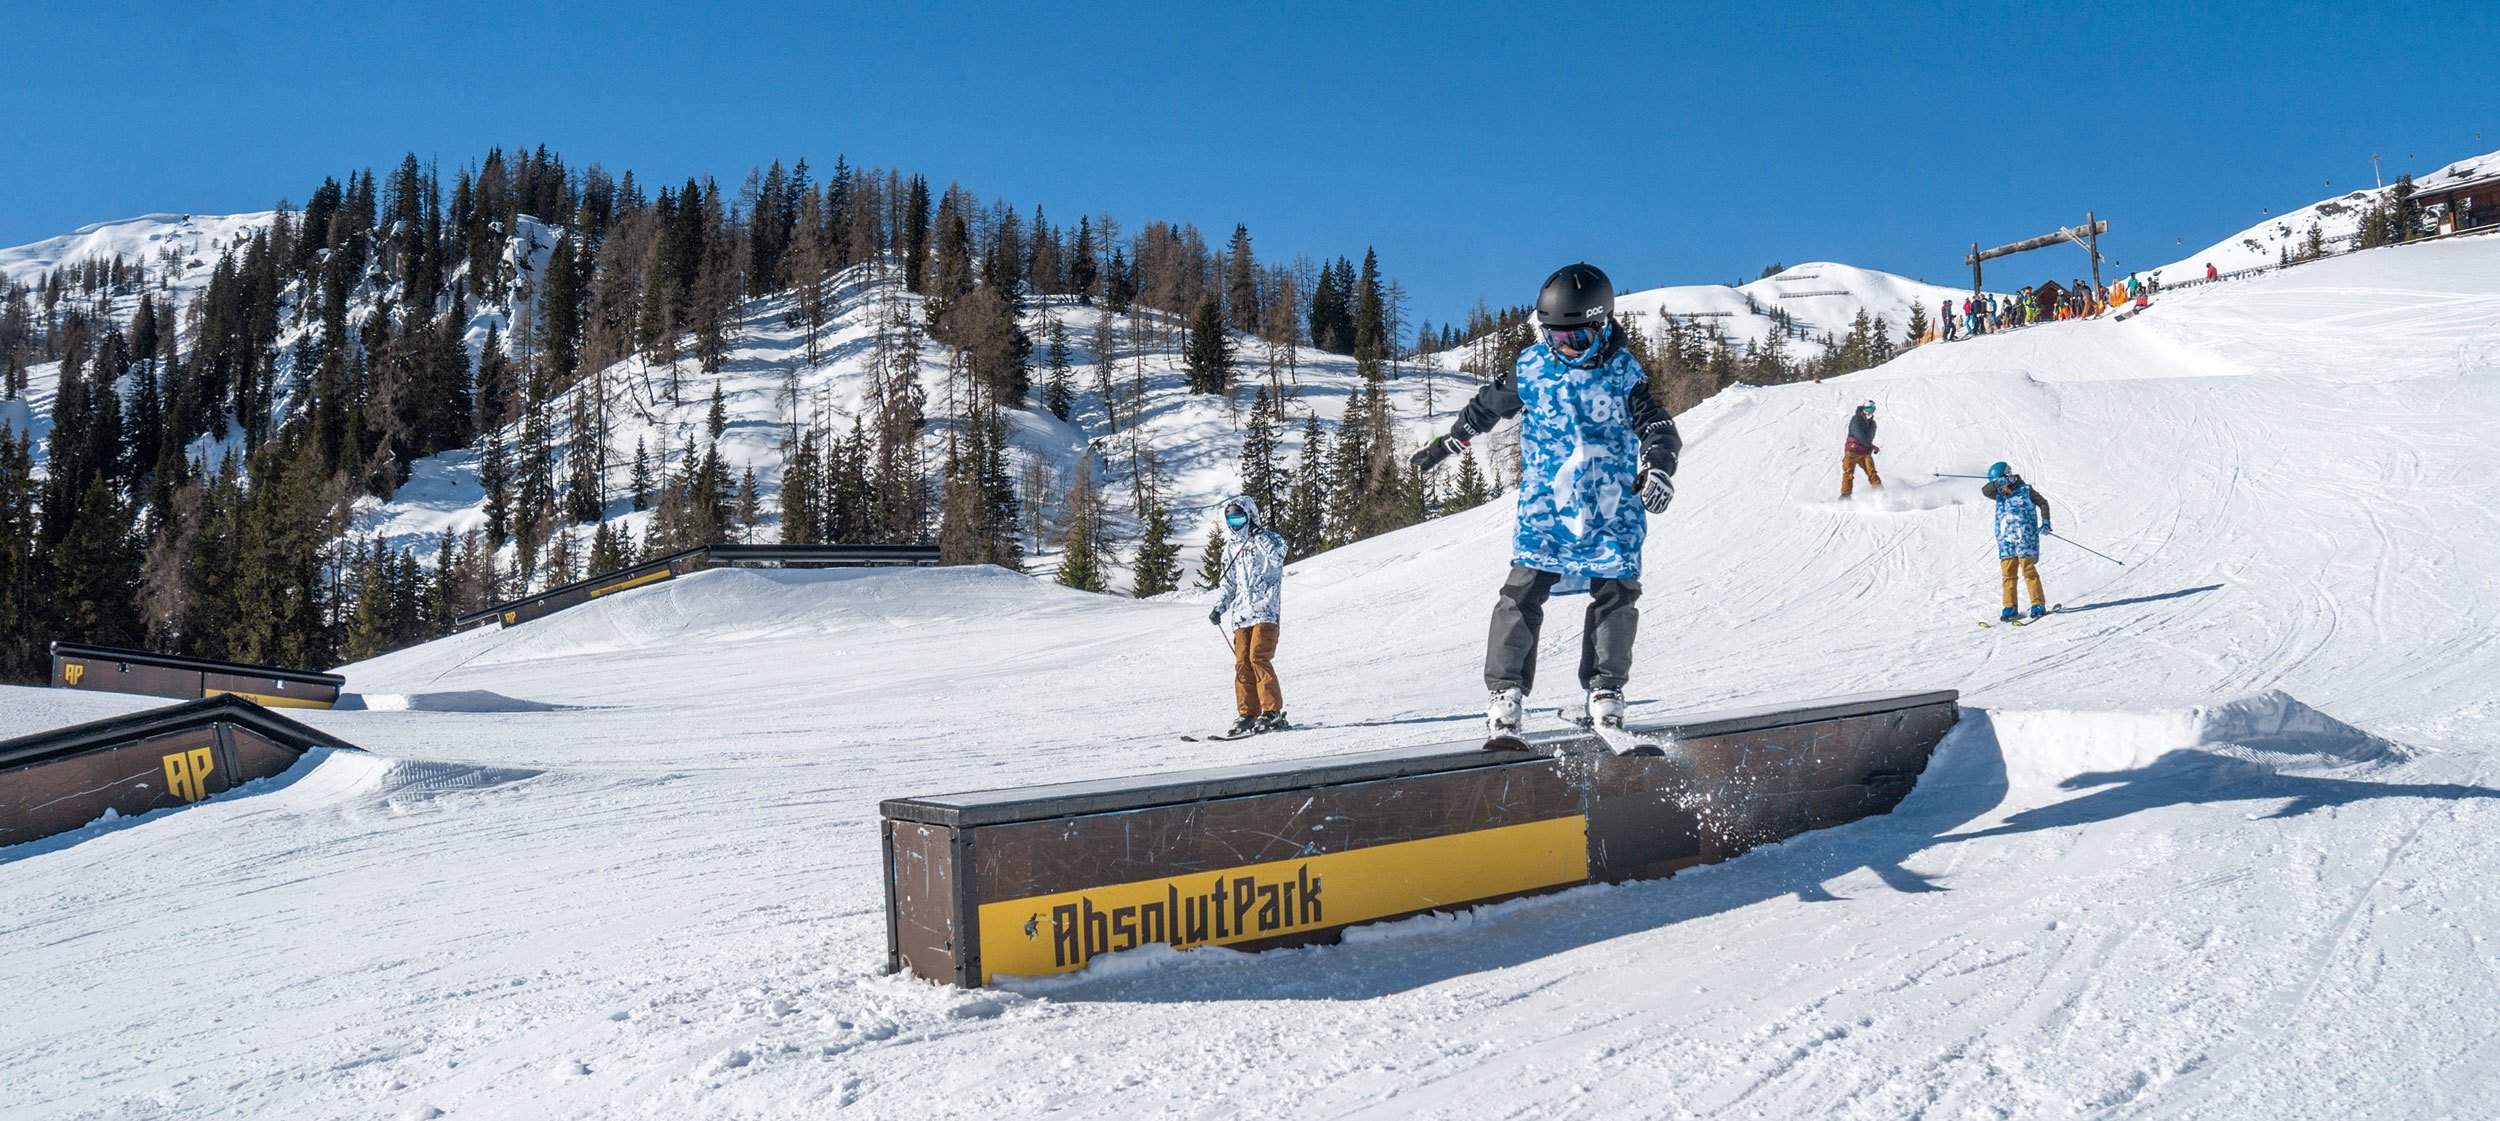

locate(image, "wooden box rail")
[[881, 690, 1961, 987], [0, 695, 362, 848], [50, 641, 346, 709]]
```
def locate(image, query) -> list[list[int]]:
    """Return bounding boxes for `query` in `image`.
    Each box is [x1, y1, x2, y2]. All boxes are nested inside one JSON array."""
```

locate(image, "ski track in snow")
[[4, 239, 2500, 1118]]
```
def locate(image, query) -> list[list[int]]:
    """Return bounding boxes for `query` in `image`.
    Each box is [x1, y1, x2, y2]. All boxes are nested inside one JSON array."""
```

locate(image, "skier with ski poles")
[[1408, 263, 1682, 749], [1207, 495, 1290, 737], [1841, 400, 1883, 498], [1981, 462, 2054, 621]]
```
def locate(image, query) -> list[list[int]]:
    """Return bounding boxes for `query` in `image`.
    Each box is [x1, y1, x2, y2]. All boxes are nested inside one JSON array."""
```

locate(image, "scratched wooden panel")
[[888, 821, 965, 983], [0, 727, 226, 846]]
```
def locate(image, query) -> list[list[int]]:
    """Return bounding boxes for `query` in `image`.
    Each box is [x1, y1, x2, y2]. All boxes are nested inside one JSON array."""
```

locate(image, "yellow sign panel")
[[589, 569, 674, 599], [204, 689, 333, 710], [63, 663, 85, 685], [977, 815, 1588, 982], [162, 747, 216, 802]]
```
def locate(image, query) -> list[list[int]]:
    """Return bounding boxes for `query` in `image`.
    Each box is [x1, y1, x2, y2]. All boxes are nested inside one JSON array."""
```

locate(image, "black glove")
[[1638, 468, 1675, 514], [1208, 606, 1223, 626], [1409, 434, 1465, 472]]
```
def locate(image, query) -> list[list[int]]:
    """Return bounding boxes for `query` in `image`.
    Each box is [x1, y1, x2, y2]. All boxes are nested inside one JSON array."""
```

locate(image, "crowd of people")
[[1931, 270, 2162, 343]]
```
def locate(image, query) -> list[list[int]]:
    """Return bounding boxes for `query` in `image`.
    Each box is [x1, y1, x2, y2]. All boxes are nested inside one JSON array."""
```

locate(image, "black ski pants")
[[1484, 566, 1641, 695]]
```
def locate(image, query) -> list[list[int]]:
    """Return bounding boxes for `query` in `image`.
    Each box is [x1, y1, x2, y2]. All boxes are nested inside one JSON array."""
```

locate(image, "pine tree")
[[1043, 317, 1073, 421], [1904, 302, 1930, 347], [707, 381, 728, 441], [1184, 297, 1234, 394], [588, 519, 626, 575], [1223, 225, 1260, 334], [1053, 459, 1109, 592], [1239, 385, 1283, 515], [1449, 450, 1491, 511], [0, 429, 44, 680], [629, 437, 653, 512], [1280, 414, 1330, 558], [734, 466, 761, 543], [1196, 526, 1226, 591], [779, 429, 824, 543], [480, 434, 512, 546], [1132, 486, 1181, 598]]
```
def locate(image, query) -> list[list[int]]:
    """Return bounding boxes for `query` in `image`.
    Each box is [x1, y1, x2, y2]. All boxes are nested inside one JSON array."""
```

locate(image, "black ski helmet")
[[1536, 263, 1615, 330]]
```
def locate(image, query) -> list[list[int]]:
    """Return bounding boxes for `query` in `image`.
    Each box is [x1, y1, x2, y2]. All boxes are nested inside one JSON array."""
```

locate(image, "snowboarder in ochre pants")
[[1410, 263, 1682, 744], [1841, 400, 1882, 497], [1208, 495, 1289, 735], [1981, 462, 2053, 620]]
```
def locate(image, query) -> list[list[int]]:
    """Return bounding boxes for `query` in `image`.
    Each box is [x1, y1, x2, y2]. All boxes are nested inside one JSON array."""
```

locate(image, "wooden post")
[[1971, 242, 1983, 296], [2087, 210, 2102, 292]]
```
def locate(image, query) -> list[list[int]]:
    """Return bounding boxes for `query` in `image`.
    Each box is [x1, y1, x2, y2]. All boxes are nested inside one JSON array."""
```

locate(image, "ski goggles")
[[1545, 325, 1598, 352], [1224, 512, 1248, 528]]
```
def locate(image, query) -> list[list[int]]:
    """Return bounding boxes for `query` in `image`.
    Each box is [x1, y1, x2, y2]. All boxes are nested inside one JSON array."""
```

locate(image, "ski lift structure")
[[1966, 211, 2110, 295]]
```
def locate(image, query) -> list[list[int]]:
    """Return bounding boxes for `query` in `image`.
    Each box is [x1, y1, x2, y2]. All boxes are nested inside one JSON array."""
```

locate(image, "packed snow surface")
[[6, 239, 2500, 1118]]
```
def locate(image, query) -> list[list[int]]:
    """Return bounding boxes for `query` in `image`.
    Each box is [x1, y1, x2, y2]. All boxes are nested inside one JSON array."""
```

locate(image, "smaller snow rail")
[[50, 641, 346, 709], [881, 690, 1959, 987], [453, 542, 942, 630], [0, 695, 361, 848]]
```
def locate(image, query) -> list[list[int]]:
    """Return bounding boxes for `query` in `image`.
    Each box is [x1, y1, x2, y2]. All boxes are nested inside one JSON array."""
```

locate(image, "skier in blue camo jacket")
[[1409, 263, 1682, 745]]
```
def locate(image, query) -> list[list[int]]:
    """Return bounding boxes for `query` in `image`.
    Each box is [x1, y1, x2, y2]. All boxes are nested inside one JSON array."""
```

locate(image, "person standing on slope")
[[1207, 496, 1290, 736], [1981, 462, 2054, 621], [1408, 263, 1682, 744], [1842, 400, 1883, 498]]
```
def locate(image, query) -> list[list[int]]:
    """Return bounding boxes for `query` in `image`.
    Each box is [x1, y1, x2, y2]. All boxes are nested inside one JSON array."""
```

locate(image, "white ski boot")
[[1586, 688, 1626, 730], [1484, 687, 1526, 749]]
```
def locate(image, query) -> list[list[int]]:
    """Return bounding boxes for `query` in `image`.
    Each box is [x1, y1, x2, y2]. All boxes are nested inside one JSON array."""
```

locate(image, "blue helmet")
[[1987, 462, 2009, 481]]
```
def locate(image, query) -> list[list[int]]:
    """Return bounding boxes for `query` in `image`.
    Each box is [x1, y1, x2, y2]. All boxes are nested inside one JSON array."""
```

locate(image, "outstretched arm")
[[1412, 372, 1523, 470]]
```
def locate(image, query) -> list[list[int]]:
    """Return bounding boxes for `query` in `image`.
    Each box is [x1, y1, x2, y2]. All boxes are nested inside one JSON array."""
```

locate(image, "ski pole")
[[1931, 472, 1993, 479], [2046, 531, 2125, 566]]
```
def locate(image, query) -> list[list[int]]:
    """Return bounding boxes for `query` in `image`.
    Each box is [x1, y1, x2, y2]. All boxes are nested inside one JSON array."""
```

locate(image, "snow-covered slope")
[[1433, 261, 1973, 375], [361, 265, 1479, 590], [5, 234, 2498, 1118], [1621, 261, 1971, 351], [0, 211, 276, 292], [2156, 147, 2500, 279]]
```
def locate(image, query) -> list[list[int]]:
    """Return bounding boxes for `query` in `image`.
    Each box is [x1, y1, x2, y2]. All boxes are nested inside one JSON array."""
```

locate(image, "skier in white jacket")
[[1208, 495, 1290, 736]]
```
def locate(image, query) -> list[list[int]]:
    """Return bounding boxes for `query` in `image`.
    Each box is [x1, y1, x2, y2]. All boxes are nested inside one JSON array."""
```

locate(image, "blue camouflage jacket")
[[1445, 324, 1681, 579], [1982, 478, 2052, 559]]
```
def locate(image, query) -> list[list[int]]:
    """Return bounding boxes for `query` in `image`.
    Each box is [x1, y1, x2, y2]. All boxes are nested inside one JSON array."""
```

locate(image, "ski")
[[1183, 720, 1312, 743], [1557, 704, 1671, 757]]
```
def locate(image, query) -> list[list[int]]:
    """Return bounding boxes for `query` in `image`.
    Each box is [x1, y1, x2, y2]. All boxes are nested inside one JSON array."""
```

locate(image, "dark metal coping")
[[451, 542, 944, 628], [451, 547, 706, 628], [705, 543, 942, 565], [882, 689, 1960, 828], [48, 641, 347, 687], [0, 694, 362, 773]]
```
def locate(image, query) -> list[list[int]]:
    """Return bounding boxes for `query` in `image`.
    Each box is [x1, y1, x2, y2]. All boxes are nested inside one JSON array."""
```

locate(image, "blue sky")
[[6, 1, 2493, 327]]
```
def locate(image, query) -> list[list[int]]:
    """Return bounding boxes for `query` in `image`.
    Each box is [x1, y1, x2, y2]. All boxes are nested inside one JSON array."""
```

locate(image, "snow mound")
[[1989, 690, 2395, 789], [338, 690, 577, 713]]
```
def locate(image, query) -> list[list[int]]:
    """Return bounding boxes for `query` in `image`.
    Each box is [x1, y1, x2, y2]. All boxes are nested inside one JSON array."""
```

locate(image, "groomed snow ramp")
[[0, 695, 361, 847], [882, 690, 1958, 986]]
